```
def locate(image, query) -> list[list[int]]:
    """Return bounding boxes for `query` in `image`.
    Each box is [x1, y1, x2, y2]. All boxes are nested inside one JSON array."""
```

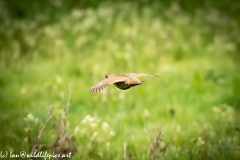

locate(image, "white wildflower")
[[102, 122, 110, 131], [197, 137, 205, 146], [56, 75, 62, 83], [81, 115, 90, 124], [91, 132, 98, 140], [212, 106, 221, 113], [74, 126, 79, 133], [81, 119, 87, 124], [88, 116, 95, 123], [71, 9, 83, 19], [24, 113, 35, 122], [81, 127, 86, 134], [176, 125, 181, 132], [91, 122, 97, 128], [110, 131, 115, 136]]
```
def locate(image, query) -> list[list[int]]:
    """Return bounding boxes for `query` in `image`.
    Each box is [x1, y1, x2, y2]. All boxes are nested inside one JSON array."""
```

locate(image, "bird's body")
[[114, 81, 138, 90], [89, 73, 160, 93]]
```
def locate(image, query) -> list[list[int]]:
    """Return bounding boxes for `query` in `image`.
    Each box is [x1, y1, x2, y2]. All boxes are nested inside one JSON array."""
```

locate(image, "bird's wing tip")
[[89, 87, 97, 93], [144, 74, 160, 78], [154, 74, 161, 78]]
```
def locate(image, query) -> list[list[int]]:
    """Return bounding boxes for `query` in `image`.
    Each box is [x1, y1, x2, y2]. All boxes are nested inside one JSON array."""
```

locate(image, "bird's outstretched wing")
[[89, 76, 129, 93], [128, 73, 160, 79]]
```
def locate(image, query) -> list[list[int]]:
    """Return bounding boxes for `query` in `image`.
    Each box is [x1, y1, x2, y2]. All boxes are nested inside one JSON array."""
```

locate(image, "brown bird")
[[89, 73, 160, 93]]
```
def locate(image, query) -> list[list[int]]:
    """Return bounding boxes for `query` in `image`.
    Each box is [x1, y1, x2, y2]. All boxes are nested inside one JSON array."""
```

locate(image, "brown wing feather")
[[127, 73, 160, 79], [89, 76, 129, 93], [125, 77, 142, 85]]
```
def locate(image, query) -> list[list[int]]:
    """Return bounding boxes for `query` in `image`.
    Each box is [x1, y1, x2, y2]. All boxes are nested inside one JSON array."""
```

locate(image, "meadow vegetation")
[[0, 0, 240, 159]]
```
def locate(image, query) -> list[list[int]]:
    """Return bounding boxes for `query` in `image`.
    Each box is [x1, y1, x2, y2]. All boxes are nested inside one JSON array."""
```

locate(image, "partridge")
[[89, 73, 160, 93]]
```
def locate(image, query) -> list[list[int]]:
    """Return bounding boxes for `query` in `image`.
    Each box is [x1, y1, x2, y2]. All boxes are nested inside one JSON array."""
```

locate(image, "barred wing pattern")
[[89, 76, 129, 93], [89, 73, 160, 93]]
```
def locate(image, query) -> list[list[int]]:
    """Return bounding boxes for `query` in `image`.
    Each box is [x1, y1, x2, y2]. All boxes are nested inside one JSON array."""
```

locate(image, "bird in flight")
[[89, 73, 160, 93]]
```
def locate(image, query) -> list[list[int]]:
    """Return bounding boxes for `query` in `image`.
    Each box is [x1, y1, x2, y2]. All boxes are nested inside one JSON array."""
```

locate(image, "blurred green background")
[[0, 0, 240, 159]]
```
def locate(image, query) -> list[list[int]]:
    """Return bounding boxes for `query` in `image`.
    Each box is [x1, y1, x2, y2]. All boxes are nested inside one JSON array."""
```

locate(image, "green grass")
[[0, 1, 240, 160]]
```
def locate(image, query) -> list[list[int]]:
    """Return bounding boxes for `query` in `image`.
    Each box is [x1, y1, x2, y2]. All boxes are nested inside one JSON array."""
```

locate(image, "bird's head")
[[105, 73, 111, 78]]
